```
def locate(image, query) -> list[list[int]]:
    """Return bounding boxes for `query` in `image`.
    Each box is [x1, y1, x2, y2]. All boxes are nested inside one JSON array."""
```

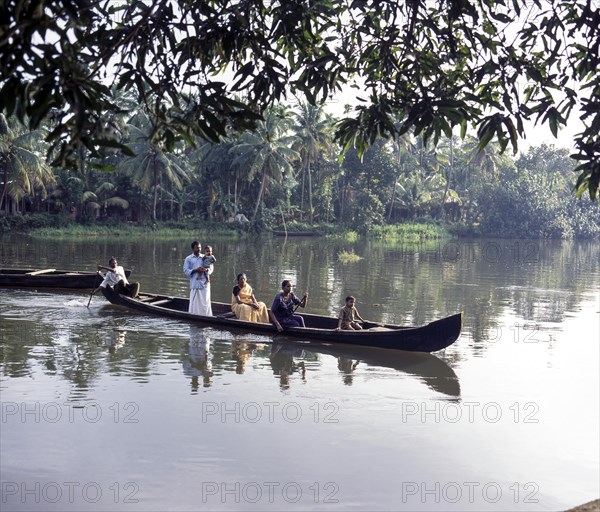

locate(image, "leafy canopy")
[[1, 0, 598, 200]]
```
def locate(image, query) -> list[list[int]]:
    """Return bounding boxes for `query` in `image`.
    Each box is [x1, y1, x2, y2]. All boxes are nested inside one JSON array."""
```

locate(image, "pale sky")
[[316, 81, 585, 156], [102, 1, 588, 156]]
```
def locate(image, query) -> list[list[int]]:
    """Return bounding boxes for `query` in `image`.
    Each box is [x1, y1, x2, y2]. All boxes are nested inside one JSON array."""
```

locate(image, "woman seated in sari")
[[231, 273, 270, 323]]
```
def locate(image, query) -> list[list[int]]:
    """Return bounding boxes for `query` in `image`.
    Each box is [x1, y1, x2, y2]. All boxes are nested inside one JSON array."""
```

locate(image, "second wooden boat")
[[0, 268, 132, 289]]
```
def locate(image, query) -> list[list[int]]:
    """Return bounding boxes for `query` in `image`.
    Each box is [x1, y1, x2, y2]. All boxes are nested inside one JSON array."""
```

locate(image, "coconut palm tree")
[[0, 114, 53, 214], [391, 168, 447, 219], [118, 111, 190, 221], [47, 170, 94, 218], [189, 137, 242, 218], [83, 181, 130, 219], [387, 132, 416, 221], [230, 106, 299, 221], [457, 136, 511, 224], [462, 136, 503, 185], [291, 103, 334, 224], [160, 186, 196, 221]]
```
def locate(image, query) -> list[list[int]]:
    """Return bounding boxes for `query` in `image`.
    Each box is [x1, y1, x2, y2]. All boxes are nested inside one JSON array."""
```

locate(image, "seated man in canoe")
[[269, 280, 308, 331], [231, 273, 270, 323], [92, 257, 140, 298]]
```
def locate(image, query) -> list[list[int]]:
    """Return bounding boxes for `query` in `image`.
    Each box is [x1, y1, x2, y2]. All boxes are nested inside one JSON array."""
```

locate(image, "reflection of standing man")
[[183, 327, 213, 391], [105, 328, 127, 354], [183, 241, 213, 315]]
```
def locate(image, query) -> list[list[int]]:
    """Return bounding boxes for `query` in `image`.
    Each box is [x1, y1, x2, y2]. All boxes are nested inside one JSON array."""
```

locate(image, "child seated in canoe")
[[197, 245, 216, 283], [336, 295, 365, 330]]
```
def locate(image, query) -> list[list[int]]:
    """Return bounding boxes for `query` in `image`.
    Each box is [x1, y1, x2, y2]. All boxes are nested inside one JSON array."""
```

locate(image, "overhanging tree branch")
[[0, 0, 598, 200]]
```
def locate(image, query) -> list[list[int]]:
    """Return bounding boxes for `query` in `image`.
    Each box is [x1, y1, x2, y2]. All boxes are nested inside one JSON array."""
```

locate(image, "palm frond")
[[105, 197, 130, 209], [82, 191, 98, 202]]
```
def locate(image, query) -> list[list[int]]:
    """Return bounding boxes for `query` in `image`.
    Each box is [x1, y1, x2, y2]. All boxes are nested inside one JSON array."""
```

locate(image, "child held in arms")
[[198, 245, 216, 283]]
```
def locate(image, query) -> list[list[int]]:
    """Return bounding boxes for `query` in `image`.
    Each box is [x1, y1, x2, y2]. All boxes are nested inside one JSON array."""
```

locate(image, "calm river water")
[[0, 234, 598, 511]]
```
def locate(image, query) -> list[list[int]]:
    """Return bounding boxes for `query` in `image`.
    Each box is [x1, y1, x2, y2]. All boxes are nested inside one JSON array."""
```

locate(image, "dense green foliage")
[[1, 107, 598, 238], [474, 144, 600, 238], [1, 0, 599, 202], [0, 212, 69, 233]]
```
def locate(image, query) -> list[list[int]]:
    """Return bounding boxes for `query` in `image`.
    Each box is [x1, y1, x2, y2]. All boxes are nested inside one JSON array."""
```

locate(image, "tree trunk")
[[159, 175, 163, 221], [307, 161, 313, 224], [0, 186, 7, 214], [252, 171, 267, 221], [151, 164, 158, 221], [139, 189, 143, 222], [152, 186, 158, 221], [440, 138, 453, 221], [234, 178, 238, 213], [300, 165, 305, 221], [388, 144, 402, 222], [338, 175, 345, 225], [1, 162, 8, 214], [388, 179, 398, 222]]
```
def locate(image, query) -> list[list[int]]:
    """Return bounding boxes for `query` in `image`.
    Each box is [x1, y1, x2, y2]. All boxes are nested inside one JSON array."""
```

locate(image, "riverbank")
[[565, 498, 599, 511], [0, 214, 451, 242]]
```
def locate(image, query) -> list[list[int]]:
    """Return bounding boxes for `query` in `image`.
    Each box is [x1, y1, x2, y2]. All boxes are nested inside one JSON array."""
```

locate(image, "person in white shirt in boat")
[[92, 257, 140, 298]]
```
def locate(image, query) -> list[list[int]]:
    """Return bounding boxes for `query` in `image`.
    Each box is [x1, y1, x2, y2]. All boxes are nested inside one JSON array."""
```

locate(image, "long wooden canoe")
[[0, 268, 132, 289], [101, 287, 462, 352]]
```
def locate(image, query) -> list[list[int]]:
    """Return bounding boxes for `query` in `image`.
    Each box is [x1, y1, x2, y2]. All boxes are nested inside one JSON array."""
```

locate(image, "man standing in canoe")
[[183, 241, 213, 316]]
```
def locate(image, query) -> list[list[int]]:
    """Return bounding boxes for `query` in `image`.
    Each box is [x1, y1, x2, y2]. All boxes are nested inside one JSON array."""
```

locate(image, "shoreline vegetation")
[[0, 215, 451, 242], [1, 213, 598, 241]]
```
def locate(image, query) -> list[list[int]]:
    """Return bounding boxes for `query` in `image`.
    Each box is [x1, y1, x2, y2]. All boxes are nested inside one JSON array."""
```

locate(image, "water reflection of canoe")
[[271, 341, 461, 397], [101, 287, 462, 352], [0, 268, 131, 288]]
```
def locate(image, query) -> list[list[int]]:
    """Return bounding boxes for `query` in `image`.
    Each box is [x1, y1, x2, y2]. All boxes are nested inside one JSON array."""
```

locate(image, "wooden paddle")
[[86, 271, 101, 308], [293, 292, 308, 313], [273, 288, 308, 334], [26, 268, 57, 276]]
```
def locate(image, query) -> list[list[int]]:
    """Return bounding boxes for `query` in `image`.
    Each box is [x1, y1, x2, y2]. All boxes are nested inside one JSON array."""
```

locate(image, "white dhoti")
[[189, 285, 213, 316]]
